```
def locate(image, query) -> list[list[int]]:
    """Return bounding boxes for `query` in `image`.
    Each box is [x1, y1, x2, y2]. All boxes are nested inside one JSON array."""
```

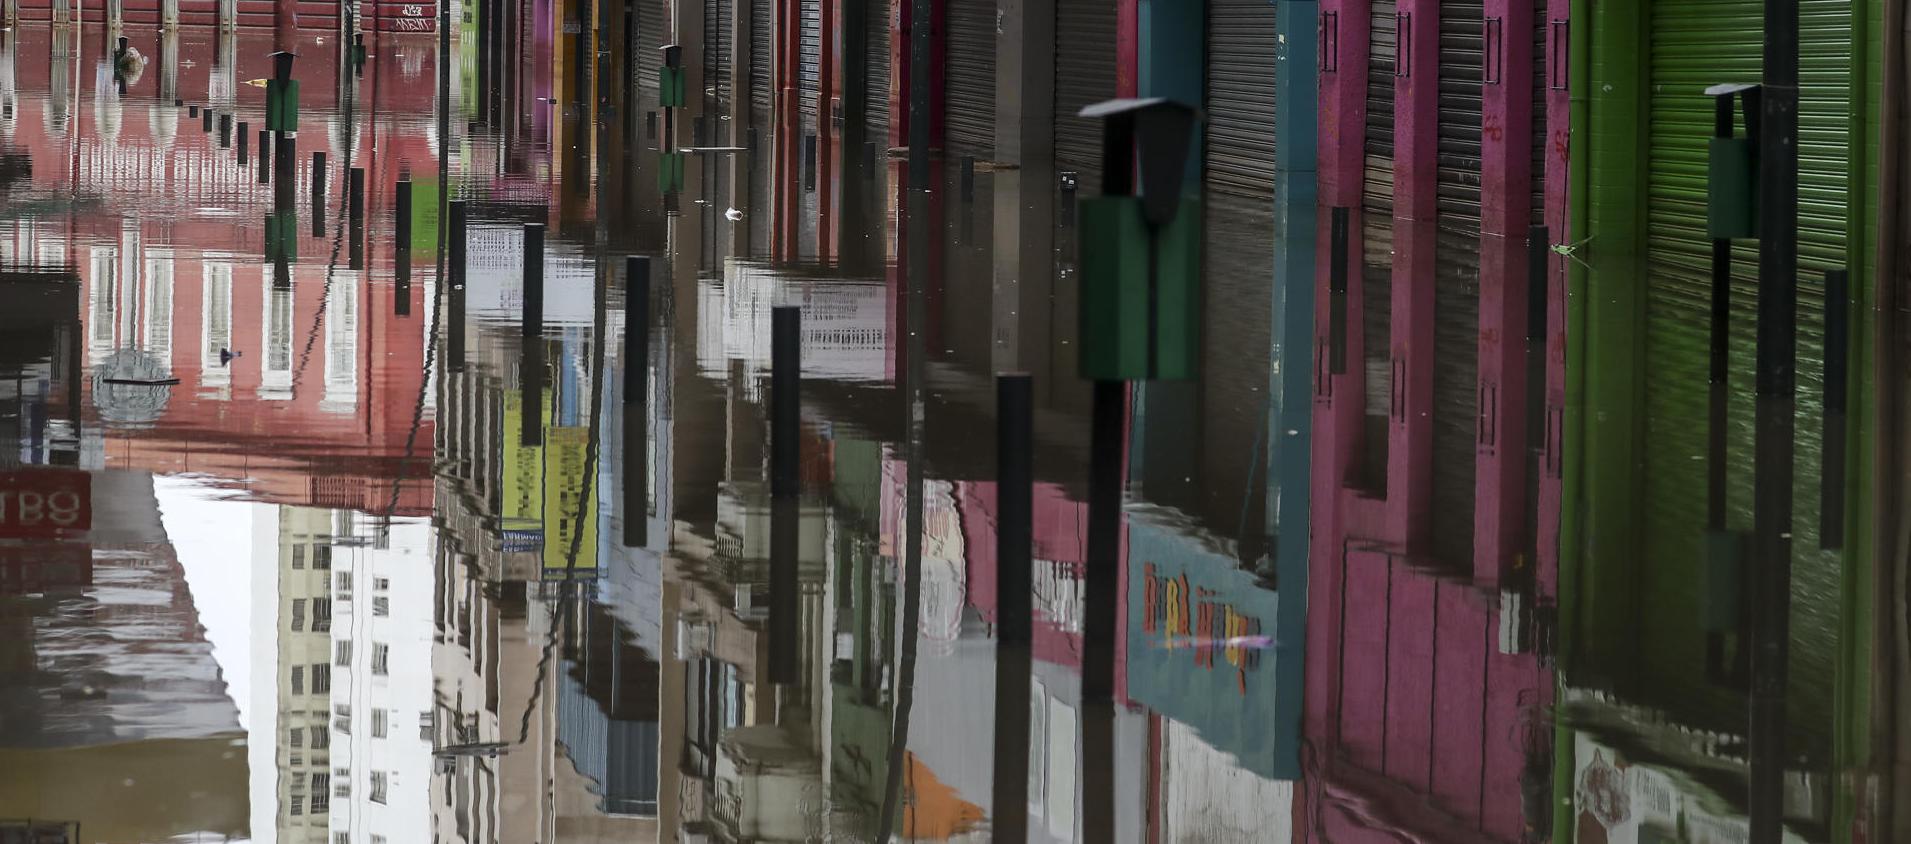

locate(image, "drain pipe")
[[1875, 0, 1909, 835]]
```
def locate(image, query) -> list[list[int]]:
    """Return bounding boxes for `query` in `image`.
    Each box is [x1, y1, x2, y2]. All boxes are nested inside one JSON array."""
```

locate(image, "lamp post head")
[[1079, 97, 1202, 228], [270, 51, 296, 83]]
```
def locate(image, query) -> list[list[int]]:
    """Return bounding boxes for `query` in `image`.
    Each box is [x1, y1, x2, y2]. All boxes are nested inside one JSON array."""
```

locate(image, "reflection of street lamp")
[[1076, 98, 1202, 381]]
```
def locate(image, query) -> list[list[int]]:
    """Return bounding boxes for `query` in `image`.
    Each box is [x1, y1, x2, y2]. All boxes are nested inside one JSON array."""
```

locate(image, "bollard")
[[522, 224, 545, 338], [771, 307, 801, 497], [622, 256, 652, 549], [990, 372, 1034, 843], [520, 339, 544, 447], [394, 179, 413, 315], [1081, 379, 1123, 703], [447, 201, 468, 372], [347, 167, 365, 269], [236, 121, 249, 164], [767, 306, 803, 685], [625, 257, 650, 403]]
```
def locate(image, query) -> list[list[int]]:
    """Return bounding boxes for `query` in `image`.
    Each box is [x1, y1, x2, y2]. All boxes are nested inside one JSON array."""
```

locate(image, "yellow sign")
[[542, 426, 597, 576]]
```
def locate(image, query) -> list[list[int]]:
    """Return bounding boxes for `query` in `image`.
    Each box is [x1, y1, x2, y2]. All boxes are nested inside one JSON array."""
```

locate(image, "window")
[[372, 836, 386, 844], [309, 773, 330, 813], [334, 704, 352, 735], [291, 665, 304, 695], [369, 771, 388, 804], [372, 708, 388, 738], [334, 833, 350, 844], [313, 598, 332, 632], [373, 596, 389, 617], [289, 795, 303, 816], [420, 710, 434, 741], [310, 724, 330, 749], [293, 545, 306, 569], [371, 643, 389, 676], [334, 768, 351, 797], [335, 640, 353, 666], [314, 546, 333, 570], [311, 663, 330, 694], [291, 599, 306, 631], [336, 571, 353, 593], [375, 577, 389, 591], [289, 727, 303, 748]]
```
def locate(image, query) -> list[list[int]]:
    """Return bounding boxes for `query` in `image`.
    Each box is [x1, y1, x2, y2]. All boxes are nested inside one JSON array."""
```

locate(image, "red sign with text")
[[0, 469, 91, 538]]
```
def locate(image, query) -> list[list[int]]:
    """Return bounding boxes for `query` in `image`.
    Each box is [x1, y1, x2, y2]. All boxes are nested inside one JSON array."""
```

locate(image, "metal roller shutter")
[[867, 0, 892, 136], [945, 0, 996, 155], [1437, 0, 1484, 225], [1434, 0, 1483, 564], [1361, 0, 1397, 473], [1531, 11, 1547, 227], [1205, 0, 1279, 198], [1203, 192, 1277, 526], [1642, 0, 1851, 712], [1432, 224, 1479, 563], [1055, 0, 1118, 183], [639, 0, 664, 98], [708, 0, 735, 121], [801, 0, 822, 115], [752, 0, 772, 116]]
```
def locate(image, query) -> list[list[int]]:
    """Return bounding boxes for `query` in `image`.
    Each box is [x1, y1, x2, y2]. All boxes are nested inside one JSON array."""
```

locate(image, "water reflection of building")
[[1, 24, 439, 515], [257, 506, 434, 844], [0, 470, 246, 842], [429, 280, 664, 842]]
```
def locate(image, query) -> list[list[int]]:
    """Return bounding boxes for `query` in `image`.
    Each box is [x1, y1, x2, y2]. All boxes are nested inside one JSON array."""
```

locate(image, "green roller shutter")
[[1642, 0, 1850, 733]]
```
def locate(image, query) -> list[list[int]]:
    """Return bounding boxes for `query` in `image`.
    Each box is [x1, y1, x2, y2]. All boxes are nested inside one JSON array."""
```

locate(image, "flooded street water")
[[0, 3, 1905, 843]]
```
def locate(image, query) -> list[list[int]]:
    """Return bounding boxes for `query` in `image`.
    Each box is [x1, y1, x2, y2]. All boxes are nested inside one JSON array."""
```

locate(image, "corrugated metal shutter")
[[867, 0, 892, 136], [1055, 0, 1118, 183], [801, 0, 822, 115], [639, 0, 664, 97], [1641, 0, 1852, 709], [703, 0, 730, 125], [1203, 193, 1277, 521], [1205, 0, 1279, 198], [752, 0, 772, 116], [1437, 0, 1484, 224], [1361, 0, 1397, 471], [945, 0, 996, 155], [1433, 0, 1483, 564], [1531, 13, 1547, 227], [1432, 223, 1479, 564]]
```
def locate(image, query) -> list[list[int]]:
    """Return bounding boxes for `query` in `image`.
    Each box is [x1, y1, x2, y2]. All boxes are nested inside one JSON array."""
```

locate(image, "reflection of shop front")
[[1124, 511, 1296, 781], [1566, 729, 1815, 844], [1298, 544, 1551, 843]]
